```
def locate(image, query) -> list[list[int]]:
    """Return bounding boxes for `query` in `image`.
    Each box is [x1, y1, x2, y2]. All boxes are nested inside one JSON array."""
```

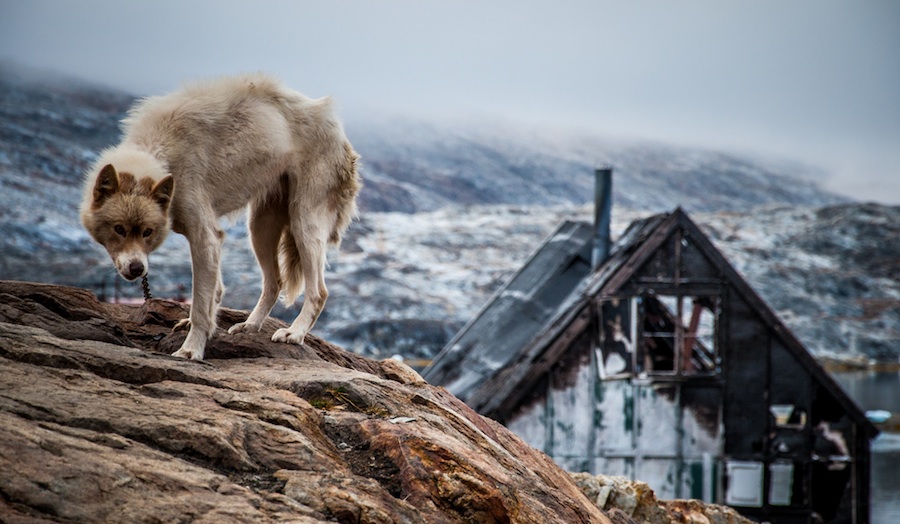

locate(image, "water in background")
[[831, 370, 900, 524]]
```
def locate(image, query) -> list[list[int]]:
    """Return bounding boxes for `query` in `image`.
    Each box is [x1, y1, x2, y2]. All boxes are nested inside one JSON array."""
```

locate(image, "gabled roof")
[[450, 212, 669, 417], [424, 208, 878, 438]]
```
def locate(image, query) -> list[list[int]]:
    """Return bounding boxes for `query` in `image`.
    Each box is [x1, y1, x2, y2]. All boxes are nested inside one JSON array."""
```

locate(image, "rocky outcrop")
[[1, 281, 754, 523], [0, 281, 609, 523], [571, 473, 753, 524]]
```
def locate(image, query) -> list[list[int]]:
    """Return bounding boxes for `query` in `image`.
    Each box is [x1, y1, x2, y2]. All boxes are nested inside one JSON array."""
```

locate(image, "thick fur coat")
[[81, 74, 361, 360]]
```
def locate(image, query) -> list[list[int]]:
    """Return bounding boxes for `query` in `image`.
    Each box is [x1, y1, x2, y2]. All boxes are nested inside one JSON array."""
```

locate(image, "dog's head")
[[81, 164, 174, 281]]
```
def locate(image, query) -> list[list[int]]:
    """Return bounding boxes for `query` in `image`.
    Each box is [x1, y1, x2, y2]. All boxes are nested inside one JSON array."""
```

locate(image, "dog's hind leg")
[[172, 218, 224, 360], [229, 199, 287, 334], [272, 218, 328, 346]]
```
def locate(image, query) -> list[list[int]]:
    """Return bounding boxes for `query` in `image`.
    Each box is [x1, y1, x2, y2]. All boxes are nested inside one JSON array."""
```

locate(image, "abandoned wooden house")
[[423, 170, 879, 524]]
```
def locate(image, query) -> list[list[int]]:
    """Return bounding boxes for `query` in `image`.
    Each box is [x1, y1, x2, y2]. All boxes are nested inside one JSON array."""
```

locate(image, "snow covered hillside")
[[1, 63, 895, 363], [325, 203, 899, 363]]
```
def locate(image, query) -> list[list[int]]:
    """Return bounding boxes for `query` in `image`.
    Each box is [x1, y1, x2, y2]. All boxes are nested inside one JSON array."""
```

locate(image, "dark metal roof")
[[422, 220, 594, 398]]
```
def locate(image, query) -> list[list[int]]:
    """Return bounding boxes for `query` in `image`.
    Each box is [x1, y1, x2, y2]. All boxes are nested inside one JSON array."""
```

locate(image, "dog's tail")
[[328, 141, 362, 246], [278, 140, 360, 305], [278, 229, 304, 306]]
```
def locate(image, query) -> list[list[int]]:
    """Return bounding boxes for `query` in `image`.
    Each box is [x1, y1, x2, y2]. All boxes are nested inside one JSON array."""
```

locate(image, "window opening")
[[770, 404, 808, 429], [597, 299, 636, 377], [639, 294, 720, 375]]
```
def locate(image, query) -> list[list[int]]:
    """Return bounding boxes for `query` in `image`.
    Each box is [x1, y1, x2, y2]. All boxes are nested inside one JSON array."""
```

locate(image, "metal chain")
[[141, 275, 153, 301]]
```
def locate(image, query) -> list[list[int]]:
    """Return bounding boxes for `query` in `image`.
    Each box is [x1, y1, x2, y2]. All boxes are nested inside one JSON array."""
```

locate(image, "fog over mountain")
[[348, 114, 841, 214], [4, 1, 899, 205]]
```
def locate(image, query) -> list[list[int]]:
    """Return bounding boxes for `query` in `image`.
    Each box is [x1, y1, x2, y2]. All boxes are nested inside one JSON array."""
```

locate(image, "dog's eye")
[[143, 228, 153, 238], [114, 225, 126, 237]]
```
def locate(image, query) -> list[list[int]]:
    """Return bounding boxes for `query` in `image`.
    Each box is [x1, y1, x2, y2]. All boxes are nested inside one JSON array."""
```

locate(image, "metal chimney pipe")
[[591, 167, 613, 271]]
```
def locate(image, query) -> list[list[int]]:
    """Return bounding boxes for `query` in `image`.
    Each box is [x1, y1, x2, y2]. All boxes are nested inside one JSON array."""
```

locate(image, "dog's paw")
[[172, 318, 191, 332], [228, 321, 262, 335], [272, 327, 306, 345], [171, 346, 205, 361]]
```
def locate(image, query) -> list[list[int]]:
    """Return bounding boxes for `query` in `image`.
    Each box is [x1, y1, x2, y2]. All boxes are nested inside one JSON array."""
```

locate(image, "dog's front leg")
[[172, 224, 223, 360]]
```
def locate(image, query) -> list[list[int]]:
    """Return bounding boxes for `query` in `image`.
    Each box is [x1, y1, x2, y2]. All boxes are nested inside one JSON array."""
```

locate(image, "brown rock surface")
[[0, 281, 610, 523], [0, 281, 753, 524]]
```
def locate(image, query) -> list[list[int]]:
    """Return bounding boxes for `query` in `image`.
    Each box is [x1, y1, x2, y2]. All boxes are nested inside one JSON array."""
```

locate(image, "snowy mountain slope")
[[327, 203, 899, 362], [700, 203, 899, 361], [1, 64, 893, 363], [0, 61, 844, 243], [7, 198, 893, 364], [0, 63, 132, 281]]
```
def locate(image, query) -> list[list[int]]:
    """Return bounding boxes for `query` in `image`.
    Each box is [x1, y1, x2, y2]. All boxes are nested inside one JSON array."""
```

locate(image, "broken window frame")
[[595, 297, 639, 379], [636, 293, 722, 377], [769, 404, 808, 430]]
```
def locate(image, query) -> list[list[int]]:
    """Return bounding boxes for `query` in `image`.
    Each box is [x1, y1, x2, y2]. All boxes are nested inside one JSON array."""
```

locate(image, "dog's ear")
[[151, 175, 175, 212], [92, 164, 120, 209]]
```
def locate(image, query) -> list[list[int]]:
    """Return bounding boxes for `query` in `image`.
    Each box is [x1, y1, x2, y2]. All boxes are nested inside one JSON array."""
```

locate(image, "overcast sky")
[[2, 0, 898, 203]]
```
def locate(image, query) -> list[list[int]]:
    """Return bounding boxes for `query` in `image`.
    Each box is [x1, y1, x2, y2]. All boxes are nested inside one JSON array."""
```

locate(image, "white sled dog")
[[80, 74, 361, 360]]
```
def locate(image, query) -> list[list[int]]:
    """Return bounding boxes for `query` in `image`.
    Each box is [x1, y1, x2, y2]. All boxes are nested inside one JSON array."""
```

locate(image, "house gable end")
[[613, 209, 877, 436], [476, 208, 876, 436], [670, 211, 877, 436]]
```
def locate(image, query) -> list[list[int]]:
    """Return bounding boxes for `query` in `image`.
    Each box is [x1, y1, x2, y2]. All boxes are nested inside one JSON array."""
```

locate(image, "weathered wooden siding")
[[506, 346, 725, 501], [722, 290, 770, 458]]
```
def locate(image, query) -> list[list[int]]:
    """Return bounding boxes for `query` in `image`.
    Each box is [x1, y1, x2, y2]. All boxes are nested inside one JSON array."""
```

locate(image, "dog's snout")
[[128, 260, 145, 279]]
